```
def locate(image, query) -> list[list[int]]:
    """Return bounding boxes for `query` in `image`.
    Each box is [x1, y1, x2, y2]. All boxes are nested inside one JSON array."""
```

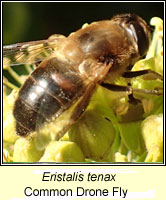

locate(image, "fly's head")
[[113, 13, 151, 57]]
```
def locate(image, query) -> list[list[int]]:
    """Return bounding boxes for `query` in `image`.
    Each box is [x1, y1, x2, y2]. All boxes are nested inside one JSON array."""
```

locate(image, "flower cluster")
[[3, 17, 163, 163]]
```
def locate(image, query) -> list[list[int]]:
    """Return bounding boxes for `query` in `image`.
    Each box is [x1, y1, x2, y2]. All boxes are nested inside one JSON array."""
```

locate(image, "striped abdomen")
[[13, 57, 85, 136]]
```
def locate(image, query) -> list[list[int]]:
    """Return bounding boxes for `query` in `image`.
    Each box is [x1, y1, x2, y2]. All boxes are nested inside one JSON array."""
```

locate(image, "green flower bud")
[[118, 121, 146, 155], [141, 113, 163, 162], [3, 149, 12, 162], [3, 90, 18, 143], [13, 137, 44, 162], [145, 147, 163, 162], [3, 113, 18, 143], [68, 110, 116, 160], [3, 142, 14, 158], [39, 141, 85, 162]]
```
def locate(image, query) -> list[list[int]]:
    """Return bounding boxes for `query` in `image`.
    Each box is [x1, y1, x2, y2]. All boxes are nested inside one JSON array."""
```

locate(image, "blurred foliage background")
[[3, 2, 164, 45]]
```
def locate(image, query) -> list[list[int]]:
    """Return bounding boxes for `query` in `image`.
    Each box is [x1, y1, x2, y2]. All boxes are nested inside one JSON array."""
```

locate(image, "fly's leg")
[[122, 69, 163, 80], [100, 82, 162, 120], [123, 69, 163, 99], [101, 69, 163, 103], [100, 82, 137, 105], [100, 82, 162, 107], [100, 82, 163, 96]]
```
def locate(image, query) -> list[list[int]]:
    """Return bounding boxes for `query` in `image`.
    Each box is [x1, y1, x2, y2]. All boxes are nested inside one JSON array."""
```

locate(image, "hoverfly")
[[3, 14, 163, 140]]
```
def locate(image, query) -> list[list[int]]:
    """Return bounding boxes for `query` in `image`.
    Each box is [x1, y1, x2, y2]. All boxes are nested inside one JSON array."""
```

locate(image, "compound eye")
[[130, 22, 150, 57]]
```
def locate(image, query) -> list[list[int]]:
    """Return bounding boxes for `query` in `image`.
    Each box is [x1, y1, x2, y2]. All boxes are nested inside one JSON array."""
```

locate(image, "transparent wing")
[[3, 34, 66, 67]]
